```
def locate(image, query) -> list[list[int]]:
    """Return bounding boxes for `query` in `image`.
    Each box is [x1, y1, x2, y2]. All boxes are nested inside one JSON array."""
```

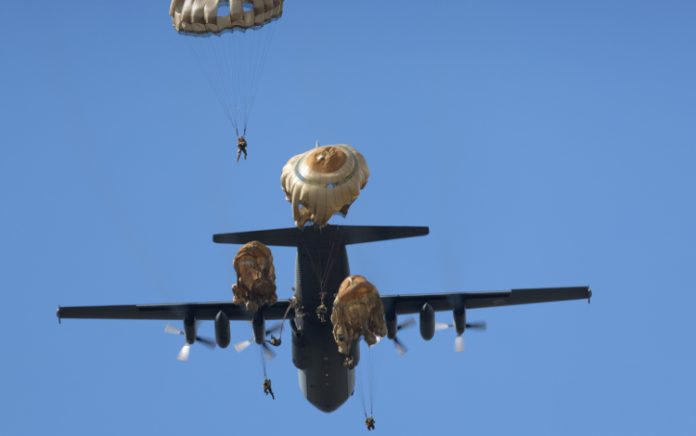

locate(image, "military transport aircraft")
[[57, 225, 591, 413]]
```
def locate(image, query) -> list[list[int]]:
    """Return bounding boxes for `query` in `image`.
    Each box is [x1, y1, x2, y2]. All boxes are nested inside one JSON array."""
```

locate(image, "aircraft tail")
[[213, 225, 429, 247]]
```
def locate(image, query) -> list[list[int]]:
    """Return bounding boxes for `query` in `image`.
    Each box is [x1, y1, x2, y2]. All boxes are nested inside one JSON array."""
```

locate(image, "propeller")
[[435, 321, 487, 352], [164, 324, 215, 362], [233, 323, 284, 359], [378, 317, 415, 355]]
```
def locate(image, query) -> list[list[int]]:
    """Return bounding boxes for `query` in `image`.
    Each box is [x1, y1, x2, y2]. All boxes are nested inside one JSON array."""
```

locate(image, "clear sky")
[[2, 1, 695, 435]]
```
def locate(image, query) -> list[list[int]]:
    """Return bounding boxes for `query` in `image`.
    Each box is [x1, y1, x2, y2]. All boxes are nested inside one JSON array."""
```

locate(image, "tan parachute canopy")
[[281, 145, 370, 227], [331, 275, 387, 356], [169, 0, 282, 143], [170, 0, 284, 34], [232, 241, 277, 312]]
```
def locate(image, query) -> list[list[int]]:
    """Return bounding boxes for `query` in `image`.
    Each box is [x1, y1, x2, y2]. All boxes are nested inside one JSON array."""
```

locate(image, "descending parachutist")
[[269, 336, 281, 347], [365, 416, 376, 431], [237, 136, 248, 162], [343, 356, 355, 369], [316, 303, 328, 323], [263, 378, 275, 400]]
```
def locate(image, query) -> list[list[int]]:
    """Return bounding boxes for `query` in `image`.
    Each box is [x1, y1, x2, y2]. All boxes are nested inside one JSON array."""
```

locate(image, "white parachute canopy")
[[169, 0, 283, 136], [281, 145, 370, 228]]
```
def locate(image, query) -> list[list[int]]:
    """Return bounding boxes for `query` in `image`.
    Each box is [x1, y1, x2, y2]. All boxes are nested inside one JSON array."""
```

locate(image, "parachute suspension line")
[[276, 299, 295, 340], [320, 235, 340, 294], [303, 245, 324, 291], [189, 42, 238, 130], [228, 28, 245, 130], [242, 23, 276, 135], [317, 232, 340, 323], [188, 22, 277, 138], [367, 343, 376, 416], [302, 244, 329, 322], [215, 36, 239, 132], [260, 345, 268, 379], [221, 23, 276, 137], [357, 347, 369, 418]]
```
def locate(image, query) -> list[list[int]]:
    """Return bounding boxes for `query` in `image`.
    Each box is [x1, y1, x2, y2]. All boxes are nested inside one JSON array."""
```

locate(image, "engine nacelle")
[[252, 309, 265, 344], [384, 303, 397, 339], [453, 307, 466, 336], [215, 310, 231, 348], [183, 315, 196, 344], [419, 303, 435, 340]]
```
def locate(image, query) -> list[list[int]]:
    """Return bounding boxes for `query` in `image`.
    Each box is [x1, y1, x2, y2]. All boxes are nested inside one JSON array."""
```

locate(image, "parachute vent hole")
[[326, 183, 337, 189], [243, 2, 254, 13], [218, 2, 231, 16]]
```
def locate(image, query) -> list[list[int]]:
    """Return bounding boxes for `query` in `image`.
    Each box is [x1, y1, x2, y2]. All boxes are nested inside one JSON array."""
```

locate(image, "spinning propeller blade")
[[393, 337, 408, 356], [266, 323, 283, 336], [435, 322, 451, 331], [165, 323, 214, 361], [397, 318, 416, 331], [261, 342, 276, 360], [177, 344, 191, 362], [196, 336, 216, 348], [234, 340, 252, 352], [391, 317, 415, 355], [466, 321, 487, 331], [454, 335, 464, 353], [165, 324, 183, 335]]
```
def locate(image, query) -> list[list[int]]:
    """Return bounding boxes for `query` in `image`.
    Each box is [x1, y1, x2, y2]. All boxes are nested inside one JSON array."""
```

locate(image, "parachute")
[[169, 0, 283, 34], [331, 275, 387, 356], [232, 241, 277, 312], [169, 0, 283, 138], [281, 145, 370, 227]]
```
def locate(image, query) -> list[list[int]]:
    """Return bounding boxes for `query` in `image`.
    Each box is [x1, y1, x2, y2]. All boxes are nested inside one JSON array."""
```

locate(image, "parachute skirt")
[[281, 145, 370, 228], [331, 275, 387, 356], [232, 241, 277, 312], [170, 0, 284, 34]]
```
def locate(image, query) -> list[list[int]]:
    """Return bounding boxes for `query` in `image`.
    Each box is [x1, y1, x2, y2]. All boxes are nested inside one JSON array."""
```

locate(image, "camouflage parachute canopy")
[[170, 0, 284, 34], [331, 275, 387, 355], [281, 145, 370, 228], [232, 241, 277, 312]]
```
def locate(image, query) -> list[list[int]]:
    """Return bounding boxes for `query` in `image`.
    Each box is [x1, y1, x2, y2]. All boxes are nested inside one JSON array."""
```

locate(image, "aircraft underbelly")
[[296, 324, 355, 413], [293, 234, 354, 412]]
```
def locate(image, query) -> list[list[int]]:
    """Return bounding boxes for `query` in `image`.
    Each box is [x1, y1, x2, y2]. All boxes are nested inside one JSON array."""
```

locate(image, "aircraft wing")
[[57, 287, 590, 321], [57, 300, 293, 322], [381, 286, 591, 314]]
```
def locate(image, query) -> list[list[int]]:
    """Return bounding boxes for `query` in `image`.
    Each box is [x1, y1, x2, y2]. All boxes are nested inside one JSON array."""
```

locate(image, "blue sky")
[[1, 1, 695, 435]]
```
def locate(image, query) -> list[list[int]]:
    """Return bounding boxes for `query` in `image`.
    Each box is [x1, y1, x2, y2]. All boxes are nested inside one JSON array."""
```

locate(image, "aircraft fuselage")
[[288, 227, 358, 412]]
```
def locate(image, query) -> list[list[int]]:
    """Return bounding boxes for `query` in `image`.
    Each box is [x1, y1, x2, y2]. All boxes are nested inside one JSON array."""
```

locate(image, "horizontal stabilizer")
[[213, 225, 429, 247], [213, 227, 301, 247], [338, 225, 429, 245]]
